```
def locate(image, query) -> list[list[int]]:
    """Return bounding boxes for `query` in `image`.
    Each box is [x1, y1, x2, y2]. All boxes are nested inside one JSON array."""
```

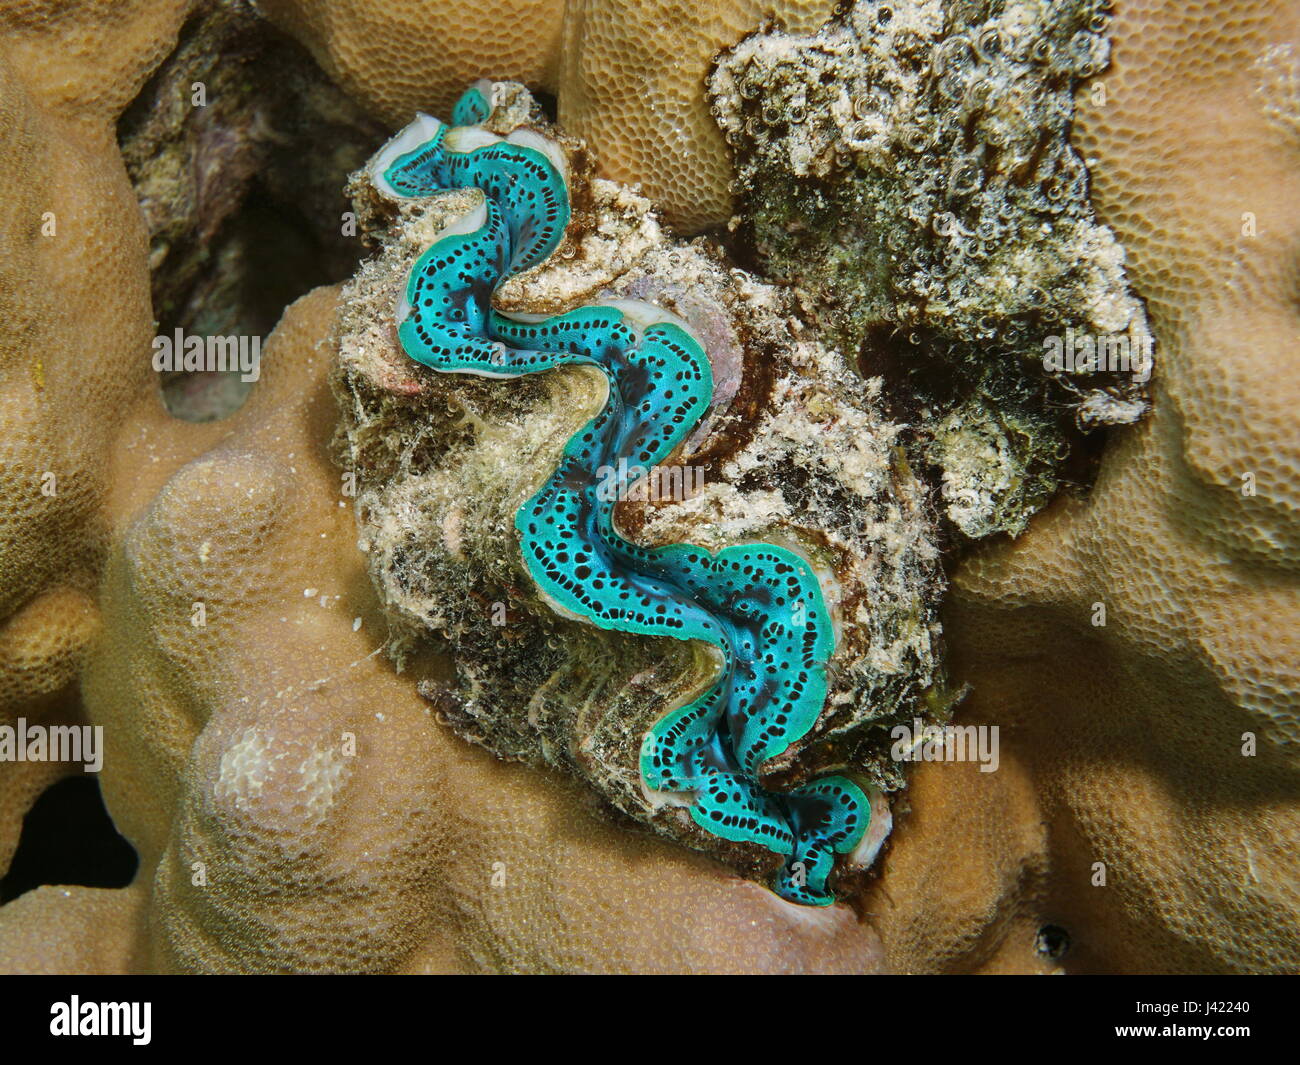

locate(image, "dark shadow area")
[[0, 776, 138, 904], [533, 89, 559, 123], [117, 1, 385, 421], [1035, 923, 1071, 961]]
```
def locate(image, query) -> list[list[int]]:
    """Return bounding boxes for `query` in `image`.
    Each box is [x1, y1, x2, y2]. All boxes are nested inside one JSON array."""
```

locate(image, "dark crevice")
[[117, 0, 386, 422], [532, 89, 559, 123], [0, 777, 138, 904]]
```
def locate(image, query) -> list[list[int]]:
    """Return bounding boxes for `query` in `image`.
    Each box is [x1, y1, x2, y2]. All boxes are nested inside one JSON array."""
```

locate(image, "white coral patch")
[[214, 727, 272, 811], [213, 727, 350, 830], [296, 745, 349, 825]]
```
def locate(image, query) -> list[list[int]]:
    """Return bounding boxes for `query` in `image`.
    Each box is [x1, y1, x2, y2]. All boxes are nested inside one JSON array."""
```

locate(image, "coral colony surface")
[[0, 0, 1294, 975]]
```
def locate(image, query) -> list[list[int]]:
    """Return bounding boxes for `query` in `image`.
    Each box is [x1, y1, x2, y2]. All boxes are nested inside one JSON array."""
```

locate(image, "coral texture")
[[554, 0, 838, 229], [255, 0, 838, 230], [901, 0, 1300, 973], [0, 0, 190, 872]]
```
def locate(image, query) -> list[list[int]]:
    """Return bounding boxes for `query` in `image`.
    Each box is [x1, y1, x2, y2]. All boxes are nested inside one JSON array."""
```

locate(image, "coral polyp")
[[371, 84, 868, 904]]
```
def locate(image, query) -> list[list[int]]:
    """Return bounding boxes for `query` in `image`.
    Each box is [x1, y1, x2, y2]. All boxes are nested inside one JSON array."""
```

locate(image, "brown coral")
[[256, 0, 837, 230], [865, 0, 1300, 973], [0, 0, 190, 870], [254, 0, 566, 123], [554, 0, 838, 229]]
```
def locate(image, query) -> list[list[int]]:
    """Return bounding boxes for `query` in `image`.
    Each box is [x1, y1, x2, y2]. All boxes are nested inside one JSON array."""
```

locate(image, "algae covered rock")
[[711, 0, 1155, 538]]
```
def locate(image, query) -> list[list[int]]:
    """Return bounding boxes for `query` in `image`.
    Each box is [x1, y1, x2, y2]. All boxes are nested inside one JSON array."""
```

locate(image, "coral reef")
[[0, 0, 190, 873], [0, 0, 1293, 975], [892, 0, 1300, 972], [0, 0, 893, 974]]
